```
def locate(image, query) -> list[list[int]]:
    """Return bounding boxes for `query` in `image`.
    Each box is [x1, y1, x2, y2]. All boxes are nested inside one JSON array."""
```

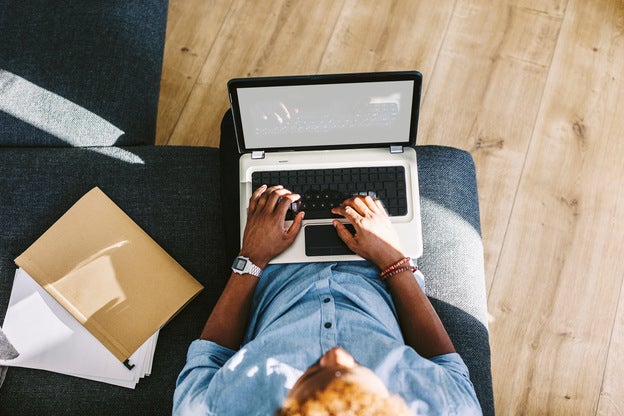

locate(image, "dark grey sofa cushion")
[[0, 145, 226, 415], [0, 144, 493, 415], [0, 0, 168, 147]]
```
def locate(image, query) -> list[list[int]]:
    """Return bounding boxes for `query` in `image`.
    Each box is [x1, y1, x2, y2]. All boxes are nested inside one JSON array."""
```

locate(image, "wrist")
[[374, 249, 407, 271], [237, 250, 269, 270], [232, 253, 265, 278], [379, 257, 418, 281]]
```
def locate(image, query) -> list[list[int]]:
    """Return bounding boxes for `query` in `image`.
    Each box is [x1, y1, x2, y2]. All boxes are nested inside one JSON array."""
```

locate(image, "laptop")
[[228, 71, 423, 264]]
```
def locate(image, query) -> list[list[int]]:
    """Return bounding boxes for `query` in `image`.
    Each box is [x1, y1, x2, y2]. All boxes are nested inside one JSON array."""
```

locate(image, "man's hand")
[[331, 196, 405, 270], [240, 185, 304, 268]]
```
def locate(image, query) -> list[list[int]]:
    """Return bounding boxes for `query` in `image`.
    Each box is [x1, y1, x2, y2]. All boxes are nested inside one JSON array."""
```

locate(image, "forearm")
[[386, 270, 455, 358], [200, 186, 303, 349], [199, 272, 258, 350], [329, 195, 455, 357]]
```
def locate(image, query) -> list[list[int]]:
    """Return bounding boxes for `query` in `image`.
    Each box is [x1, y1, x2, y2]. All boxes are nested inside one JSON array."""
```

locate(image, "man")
[[173, 185, 482, 415]]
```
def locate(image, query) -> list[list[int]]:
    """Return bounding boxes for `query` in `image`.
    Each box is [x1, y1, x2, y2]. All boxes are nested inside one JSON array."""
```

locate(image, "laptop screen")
[[228, 72, 421, 152]]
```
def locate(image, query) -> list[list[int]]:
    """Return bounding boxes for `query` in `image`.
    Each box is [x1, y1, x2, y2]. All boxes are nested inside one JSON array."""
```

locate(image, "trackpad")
[[305, 224, 355, 257]]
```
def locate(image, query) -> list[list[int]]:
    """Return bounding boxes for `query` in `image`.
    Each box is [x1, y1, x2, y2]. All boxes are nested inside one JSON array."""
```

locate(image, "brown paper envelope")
[[15, 187, 204, 362]]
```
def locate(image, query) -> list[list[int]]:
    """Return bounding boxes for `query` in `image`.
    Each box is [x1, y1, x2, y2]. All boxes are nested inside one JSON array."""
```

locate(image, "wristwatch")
[[231, 256, 263, 278]]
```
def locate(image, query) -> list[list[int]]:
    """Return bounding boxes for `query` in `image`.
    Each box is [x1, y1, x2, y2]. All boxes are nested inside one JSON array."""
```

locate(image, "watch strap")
[[231, 256, 263, 278]]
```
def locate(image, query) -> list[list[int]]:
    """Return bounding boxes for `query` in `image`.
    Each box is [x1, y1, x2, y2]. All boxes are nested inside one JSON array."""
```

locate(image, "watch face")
[[233, 257, 248, 271]]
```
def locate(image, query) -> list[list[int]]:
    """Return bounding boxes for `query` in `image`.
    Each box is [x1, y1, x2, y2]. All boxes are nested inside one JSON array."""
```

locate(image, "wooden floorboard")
[[417, 0, 565, 291], [317, 0, 456, 90], [599, 280, 624, 415], [164, 0, 345, 147], [156, 0, 232, 146], [487, 0, 624, 413], [157, 1, 624, 414]]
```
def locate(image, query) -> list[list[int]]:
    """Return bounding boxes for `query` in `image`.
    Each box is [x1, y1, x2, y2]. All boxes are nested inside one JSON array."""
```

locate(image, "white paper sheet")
[[0, 268, 157, 388]]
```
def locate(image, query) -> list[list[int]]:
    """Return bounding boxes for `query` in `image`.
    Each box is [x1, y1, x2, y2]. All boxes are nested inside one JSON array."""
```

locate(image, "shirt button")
[[324, 322, 332, 329], [323, 298, 331, 303]]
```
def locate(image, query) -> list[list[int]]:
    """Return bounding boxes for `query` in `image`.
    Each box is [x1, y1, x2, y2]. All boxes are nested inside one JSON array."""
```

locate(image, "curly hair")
[[275, 378, 414, 416]]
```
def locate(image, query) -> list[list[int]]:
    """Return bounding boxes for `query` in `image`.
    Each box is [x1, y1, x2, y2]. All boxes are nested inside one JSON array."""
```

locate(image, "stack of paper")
[[0, 187, 203, 388], [0, 269, 155, 388]]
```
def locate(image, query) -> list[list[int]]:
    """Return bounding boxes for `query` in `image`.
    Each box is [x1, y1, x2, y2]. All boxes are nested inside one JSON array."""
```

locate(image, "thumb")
[[286, 211, 305, 239], [333, 220, 356, 249]]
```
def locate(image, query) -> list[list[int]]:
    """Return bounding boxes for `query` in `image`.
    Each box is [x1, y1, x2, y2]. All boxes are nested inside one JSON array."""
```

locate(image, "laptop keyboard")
[[251, 166, 408, 220]]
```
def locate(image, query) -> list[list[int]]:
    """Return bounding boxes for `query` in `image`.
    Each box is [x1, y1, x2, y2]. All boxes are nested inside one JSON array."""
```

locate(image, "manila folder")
[[15, 187, 204, 363]]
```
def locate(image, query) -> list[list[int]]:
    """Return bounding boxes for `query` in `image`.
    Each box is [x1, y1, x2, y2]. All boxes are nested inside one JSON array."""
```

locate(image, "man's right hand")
[[240, 185, 304, 269], [330, 196, 406, 270]]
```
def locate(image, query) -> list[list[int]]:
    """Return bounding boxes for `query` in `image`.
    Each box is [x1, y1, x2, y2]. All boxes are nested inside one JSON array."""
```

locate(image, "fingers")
[[249, 185, 289, 214], [264, 187, 291, 212], [286, 211, 305, 238], [374, 198, 389, 215], [331, 195, 387, 222], [249, 185, 303, 228], [249, 184, 268, 213], [333, 220, 356, 247], [249, 184, 283, 212], [275, 192, 301, 218], [333, 204, 361, 224], [351, 196, 374, 217]]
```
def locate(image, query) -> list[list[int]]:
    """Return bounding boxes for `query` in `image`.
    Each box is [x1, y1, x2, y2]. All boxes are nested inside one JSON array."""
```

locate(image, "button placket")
[[315, 278, 336, 351]]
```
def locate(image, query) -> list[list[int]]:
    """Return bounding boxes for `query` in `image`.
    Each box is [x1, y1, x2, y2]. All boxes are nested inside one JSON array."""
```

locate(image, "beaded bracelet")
[[380, 265, 419, 281], [379, 257, 418, 280], [380, 257, 410, 277]]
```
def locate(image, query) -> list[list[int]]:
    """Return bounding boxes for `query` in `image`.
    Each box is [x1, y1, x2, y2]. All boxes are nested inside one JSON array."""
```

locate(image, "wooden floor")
[[156, 0, 624, 414]]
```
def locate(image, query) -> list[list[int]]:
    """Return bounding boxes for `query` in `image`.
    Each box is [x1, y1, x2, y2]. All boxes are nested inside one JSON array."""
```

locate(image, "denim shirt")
[[173, 262, 481, 415]]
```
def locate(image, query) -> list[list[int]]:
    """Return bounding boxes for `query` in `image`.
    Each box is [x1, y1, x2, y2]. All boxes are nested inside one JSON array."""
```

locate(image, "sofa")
[[0, 1, 493, 414]]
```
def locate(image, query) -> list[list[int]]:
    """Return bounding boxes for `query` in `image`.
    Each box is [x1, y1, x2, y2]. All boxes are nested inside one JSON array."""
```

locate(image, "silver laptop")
[[228, 71, 423, 264]]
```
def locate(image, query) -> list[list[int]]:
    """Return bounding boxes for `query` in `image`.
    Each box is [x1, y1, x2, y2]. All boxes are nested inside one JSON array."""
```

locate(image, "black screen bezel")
[[227, 71, 422, 154]]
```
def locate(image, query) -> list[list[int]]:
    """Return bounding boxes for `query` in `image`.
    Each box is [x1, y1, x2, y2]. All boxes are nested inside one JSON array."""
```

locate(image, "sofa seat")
[[0, 143, 493, 414]]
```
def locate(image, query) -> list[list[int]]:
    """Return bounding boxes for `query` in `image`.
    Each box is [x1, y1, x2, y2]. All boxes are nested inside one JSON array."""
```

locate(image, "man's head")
[[276, 347, 413, 416]]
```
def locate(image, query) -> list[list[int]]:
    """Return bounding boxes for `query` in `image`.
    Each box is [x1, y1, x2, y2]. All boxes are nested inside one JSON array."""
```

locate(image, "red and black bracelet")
[[380, 265, 419, 281], [380, 257, 418, 281]]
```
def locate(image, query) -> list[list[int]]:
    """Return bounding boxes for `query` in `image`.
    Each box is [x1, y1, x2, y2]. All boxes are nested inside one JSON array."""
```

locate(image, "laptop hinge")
[[390, 145, 404, 154], [251, 151, 265, 159]]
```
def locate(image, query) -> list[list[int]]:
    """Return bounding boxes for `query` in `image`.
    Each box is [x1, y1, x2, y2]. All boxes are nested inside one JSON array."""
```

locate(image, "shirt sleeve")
[[429, 352, 470, 379], [173, 339, 236, 415], [430, 352, 482, 412]]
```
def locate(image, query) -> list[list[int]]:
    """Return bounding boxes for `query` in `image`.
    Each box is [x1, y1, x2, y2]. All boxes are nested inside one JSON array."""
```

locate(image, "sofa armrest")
[[416, 146, 494, 415]]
